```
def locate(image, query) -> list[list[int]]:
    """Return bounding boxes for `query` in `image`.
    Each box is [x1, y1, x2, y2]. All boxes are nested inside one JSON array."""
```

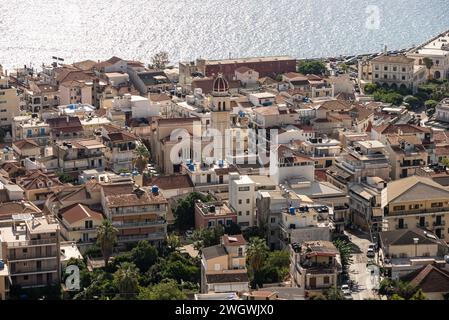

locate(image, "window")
[[323, 276, 330, 284], [246, 199, 250, 204], [393, 67, 397, 72], [402, 76, 406, 81], [22, 248, 28, 253], [384, 75, 388, 79], [375, 74, 379, 79], [85, 220, 93, 229], [238, 211, 242, 216], [238, 247, 243, 256], [431, 202, 443, 208], [270, 217, 276, 224], [238, 199, 242, 204], [384, 66, 388, 71], [239, 186, 250, 191], [393, 205, 405, 211], [24, 275, 29, 281], [246, 211, 250, 216], [402, 68, 406, 72], [226, 219, 232, 226]]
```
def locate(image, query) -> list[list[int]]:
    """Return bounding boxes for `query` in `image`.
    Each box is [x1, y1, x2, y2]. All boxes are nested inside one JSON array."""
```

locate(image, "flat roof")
[[204, 56, 295, 65]]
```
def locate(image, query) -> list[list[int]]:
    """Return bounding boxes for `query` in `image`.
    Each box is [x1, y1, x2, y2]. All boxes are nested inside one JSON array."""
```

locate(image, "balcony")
[[113, 220, 167, 228], [7, 238, 58, 248], [10, 266, 59, 276], [416, 222, 430, 228], [8, 253, 58, 262], [112, 208, 166, 216], [388, 207, 449, 216], [433, 220, 446, 227], [395, 224, 408, 229], [118, 232, 166, 242]]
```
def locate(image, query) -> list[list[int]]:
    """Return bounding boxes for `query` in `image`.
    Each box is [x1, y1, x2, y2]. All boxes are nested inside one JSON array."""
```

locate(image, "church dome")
[[212, 73, 229, 93]]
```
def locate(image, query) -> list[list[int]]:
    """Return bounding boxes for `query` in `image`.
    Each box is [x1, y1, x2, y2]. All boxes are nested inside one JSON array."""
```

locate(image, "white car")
[[367, 248, 375, 258], [341, 285, 353, 299], [368, 243, 376, 251]]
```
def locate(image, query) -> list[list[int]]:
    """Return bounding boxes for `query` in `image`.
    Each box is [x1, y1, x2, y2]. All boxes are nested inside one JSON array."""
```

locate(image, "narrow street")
[[345, 230, 380, 300]]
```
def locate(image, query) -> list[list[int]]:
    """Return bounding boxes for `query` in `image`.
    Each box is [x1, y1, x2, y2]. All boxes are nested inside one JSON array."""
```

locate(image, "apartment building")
[[435, 98, 449, 123], [379, 228, 449, 280], [326, 140, 390, 191], [16, 170, 63, 205], [100, 124, 138, 173], [384, 176, 449, 241], [348, 177, 388, 234], [53, 139, 106, 173], [200, 234, 249, 294], [24, 81, 59, 113], [0, 214, 60, 288], [290, 241, 341, 297], [12, 139, 41, 167], [101, 182, 168, 245], [279, 206, 331, 249], [298, 137, 341, 169], [46, 116, 84, 141], [58, 203, 105, 244], [0, 76, 20, 131], [385, 135, 428, 180], [194, 200, 237, 230], [12, 115, 50, 146]]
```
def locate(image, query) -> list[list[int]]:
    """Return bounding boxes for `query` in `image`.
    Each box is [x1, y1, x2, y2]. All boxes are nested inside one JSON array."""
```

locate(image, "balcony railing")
[[433, 220, 446, 227], [10, 266, 59, 275], [388, 207, 449, 216], [113, 220, 167, 228], [7, 238, 58, 248], [118, 232, 166, 242]]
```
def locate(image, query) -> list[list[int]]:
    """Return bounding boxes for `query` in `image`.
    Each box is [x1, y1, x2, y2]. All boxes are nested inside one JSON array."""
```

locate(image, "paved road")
[[345, 230, 380, 300]]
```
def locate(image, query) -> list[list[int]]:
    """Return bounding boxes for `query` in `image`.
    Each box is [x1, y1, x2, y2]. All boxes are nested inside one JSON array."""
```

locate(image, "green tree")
[[129, 241, 158, 273], [167, 234, 182, 253], [192, 226, 224, 251], [246, 237, 269, 287], [410, 289, 427, 300], [297, 60, 326, 75], [340, 63, 349, 73], [423, 57, 434, 80], [133, 144, 150, 174], [224, 222, 242, 235], [333, 239, 353, 270], [264, 250, 290, 281], [113, 262, 140, 299], [404, 96, 422, 110], [138, 280, 187, 300], [97, 220, 118, 267], [425, 99, 438, 109], [58, 172, 76, 184], [364, 83, 378, 95], [323, 286, 346, 300], [151, 51, 170, 70], [173, 192, 211, 231]]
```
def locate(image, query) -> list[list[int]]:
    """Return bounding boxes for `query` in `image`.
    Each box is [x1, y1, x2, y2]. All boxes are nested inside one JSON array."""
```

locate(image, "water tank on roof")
[[218, 160, 224, 168], [289, 207, 295, 215], [152, 185, 159, 194], [0, 260, 4, 270], [188, 164, 195, 171]]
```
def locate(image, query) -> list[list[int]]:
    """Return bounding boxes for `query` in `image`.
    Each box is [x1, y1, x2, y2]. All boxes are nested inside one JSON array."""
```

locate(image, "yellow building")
[[0, 76, 20, 131], [385, 176, 449, 241]]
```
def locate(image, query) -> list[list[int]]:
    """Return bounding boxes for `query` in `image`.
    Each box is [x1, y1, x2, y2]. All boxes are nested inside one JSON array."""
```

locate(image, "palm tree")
[[113, 262, 140, 299], [97, 220, 118, 267], [333, 239, 354, 270], [246, 237, 269, 287], [423, 57, 434, 81], [133, 144, 150, 174]]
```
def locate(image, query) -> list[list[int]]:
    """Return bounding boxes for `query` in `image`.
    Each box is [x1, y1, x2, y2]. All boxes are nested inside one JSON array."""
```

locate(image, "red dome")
[[213, 73, 229, 93]]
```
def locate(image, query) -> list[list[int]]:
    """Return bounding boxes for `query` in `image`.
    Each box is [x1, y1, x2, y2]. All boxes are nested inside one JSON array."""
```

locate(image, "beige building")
[[16, 170, 63, 205], [201, 234, 249, 294], [379, 228, 449, 280], [290, 241, 341, 298], [101, 182, 168, 245], [359, 54, 425, 92], [0, 214, 60, 288], [0, 262, 9, 300], [384, 176, 449, 241], [385, 135, 428, 180], [58, 203, 105, 244], [0, 76, 20, 131]]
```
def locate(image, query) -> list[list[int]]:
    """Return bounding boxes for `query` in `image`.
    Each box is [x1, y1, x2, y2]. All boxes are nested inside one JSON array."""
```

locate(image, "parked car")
[[185, 229, 194, 238], [367, 248, 375, 258], [368, 243, 377, 251], [341, 284, 353, 299]]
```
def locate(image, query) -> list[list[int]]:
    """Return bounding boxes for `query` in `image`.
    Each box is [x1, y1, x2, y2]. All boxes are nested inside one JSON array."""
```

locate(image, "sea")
[[0, 0, 448, 70]]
